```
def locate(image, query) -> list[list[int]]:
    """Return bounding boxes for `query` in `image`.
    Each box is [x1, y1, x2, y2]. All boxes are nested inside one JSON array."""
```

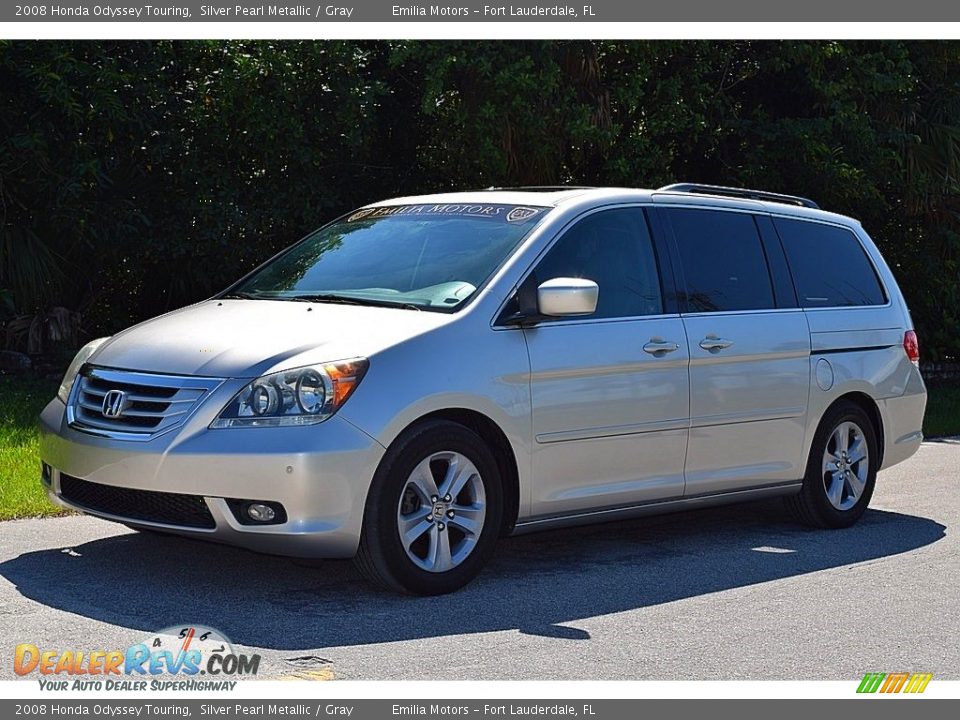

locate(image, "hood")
[[89, 299, 452, 378]]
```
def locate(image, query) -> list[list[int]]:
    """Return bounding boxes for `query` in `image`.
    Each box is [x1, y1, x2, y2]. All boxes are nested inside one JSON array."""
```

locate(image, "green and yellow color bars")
[[857, 672, 933, 694]]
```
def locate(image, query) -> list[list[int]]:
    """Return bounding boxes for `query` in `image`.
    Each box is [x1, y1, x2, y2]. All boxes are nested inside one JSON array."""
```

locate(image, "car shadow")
[[0, 500, 944, 651]]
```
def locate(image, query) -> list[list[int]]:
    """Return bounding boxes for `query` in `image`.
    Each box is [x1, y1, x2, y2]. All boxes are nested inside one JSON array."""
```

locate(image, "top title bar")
[[6, 0, 960, 22]]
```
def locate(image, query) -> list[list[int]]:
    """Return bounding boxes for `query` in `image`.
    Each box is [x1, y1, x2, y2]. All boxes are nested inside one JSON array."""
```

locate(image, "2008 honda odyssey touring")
[[39, 184, 927, 595]]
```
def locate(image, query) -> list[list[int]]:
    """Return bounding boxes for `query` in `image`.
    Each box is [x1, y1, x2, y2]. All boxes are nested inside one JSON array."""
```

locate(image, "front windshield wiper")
[[220, 291, 261, 300], [289, 294, 422, 311]]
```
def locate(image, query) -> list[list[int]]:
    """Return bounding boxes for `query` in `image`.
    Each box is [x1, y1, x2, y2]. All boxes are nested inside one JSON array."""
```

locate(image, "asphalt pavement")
[[1, 440, 956, 681]]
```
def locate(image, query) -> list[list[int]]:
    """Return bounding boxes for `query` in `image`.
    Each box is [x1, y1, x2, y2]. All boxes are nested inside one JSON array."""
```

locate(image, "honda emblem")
[[102, 389, 127, 418]]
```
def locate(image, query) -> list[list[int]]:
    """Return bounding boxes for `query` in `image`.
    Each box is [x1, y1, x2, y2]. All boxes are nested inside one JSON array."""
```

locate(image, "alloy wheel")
[[396, 451, 487, 573], [822, 420, 869, 511]]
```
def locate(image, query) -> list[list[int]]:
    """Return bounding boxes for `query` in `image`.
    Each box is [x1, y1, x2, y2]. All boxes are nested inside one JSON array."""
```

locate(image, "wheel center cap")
[[432, 501, 449, 518]]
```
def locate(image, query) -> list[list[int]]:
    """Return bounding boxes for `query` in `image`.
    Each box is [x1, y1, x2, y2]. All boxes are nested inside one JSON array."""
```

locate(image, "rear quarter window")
[[773, 218, 887, 307]]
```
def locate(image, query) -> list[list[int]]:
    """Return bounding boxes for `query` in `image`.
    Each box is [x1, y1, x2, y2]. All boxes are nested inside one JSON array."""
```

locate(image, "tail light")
[[903, 330, 920, 364]]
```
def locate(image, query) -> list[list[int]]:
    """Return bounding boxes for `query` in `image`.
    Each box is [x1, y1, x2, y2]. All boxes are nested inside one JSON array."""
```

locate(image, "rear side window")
[[773, 218, 887, 307], [665, 208, 775, 312]]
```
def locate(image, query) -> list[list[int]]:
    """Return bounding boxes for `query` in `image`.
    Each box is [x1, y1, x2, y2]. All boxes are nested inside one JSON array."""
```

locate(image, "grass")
[[923, 383, 960, 439], [0, 375, 64, 520], [0, 375, 958, 522]]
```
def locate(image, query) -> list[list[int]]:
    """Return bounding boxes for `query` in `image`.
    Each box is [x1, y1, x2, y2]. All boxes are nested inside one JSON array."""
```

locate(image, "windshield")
[[228, 203, 549, 311]]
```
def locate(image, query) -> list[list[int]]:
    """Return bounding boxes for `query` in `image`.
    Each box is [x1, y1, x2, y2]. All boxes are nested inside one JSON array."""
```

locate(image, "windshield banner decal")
[[346, 204, 545, 223]]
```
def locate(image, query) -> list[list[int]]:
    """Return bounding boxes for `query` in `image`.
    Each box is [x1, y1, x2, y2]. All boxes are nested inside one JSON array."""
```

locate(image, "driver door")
[[521, 207, 690, 519]]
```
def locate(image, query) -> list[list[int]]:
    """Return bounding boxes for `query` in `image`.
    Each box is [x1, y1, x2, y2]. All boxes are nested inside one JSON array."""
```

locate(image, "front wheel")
[[354, 420, 503, 595], [785, 400, 878, 528]]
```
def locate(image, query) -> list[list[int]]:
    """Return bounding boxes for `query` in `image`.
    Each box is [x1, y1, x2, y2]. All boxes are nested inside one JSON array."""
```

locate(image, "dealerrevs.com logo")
[[14, 625, 259, 691]]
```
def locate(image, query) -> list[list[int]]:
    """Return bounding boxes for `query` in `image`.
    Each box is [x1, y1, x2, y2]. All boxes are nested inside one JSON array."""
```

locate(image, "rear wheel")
[[354, 420, 503, 595], [785, 400, 878, 528]]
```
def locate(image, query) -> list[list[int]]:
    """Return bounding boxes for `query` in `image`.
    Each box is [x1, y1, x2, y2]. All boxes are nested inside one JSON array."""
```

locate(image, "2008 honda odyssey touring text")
[[39, 184, 927, 595]]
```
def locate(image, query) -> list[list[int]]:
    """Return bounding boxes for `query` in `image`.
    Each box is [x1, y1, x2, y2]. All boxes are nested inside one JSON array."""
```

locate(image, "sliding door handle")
[[643, 339, 680, 356], [699, 335, 734, 352]]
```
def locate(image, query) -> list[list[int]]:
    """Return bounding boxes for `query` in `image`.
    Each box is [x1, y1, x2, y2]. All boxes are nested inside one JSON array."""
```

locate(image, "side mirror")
[[537, 278, 599, 317]]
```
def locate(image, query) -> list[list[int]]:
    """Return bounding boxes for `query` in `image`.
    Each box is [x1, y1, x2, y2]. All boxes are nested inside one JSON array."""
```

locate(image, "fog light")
[[225, 498, 286, 525], [247, 503, 276, 522]]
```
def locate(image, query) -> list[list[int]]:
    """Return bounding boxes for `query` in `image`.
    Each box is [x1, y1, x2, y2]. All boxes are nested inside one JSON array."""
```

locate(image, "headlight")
[[211, 358, 368, 428], [57, 337, 110, 403]]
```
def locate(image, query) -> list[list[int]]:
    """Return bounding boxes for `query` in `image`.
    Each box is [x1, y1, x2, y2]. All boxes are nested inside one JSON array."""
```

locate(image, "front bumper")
[[38, 391, 385, 559]]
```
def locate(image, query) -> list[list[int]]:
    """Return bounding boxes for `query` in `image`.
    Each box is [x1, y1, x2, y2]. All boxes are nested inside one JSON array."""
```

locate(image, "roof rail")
[[483, 185, 596, 192], [657, 183, 820, 209]]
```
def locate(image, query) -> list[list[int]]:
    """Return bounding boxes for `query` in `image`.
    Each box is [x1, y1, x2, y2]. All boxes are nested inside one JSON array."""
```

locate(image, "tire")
[[785, 400, 878, 528], [354, 419, 503, 595]]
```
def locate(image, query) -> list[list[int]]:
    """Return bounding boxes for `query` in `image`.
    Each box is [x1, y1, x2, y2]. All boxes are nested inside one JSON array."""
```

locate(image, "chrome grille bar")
[[67, 366, 224, 441]]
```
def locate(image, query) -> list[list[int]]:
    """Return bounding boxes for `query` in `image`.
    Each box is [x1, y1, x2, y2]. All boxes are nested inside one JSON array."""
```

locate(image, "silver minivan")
[[39, 184, 927, 594]]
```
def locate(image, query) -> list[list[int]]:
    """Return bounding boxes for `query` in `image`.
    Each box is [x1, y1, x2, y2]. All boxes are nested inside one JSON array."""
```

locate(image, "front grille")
[[60, 475, 216, 529], [69, 366, 222, 440]]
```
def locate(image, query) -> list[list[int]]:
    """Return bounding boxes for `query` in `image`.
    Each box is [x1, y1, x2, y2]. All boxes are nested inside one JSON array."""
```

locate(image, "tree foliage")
[[1, 40, 958, 358]]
